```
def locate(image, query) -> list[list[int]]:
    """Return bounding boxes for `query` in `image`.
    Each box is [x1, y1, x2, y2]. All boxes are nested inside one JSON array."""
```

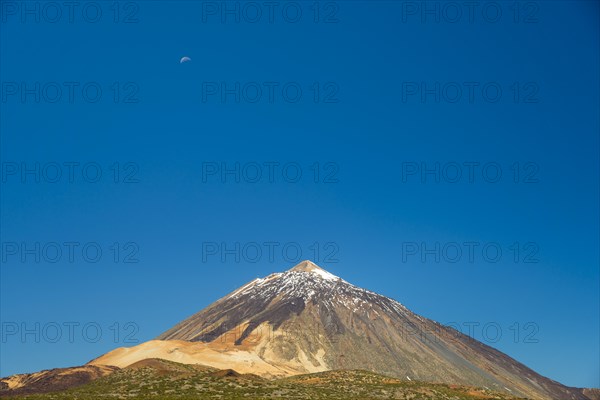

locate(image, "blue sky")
[[1, 0, 598, 389]]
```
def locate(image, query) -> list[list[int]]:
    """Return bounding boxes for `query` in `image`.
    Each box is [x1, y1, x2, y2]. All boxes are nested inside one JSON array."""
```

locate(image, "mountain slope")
[[91, 260, 588, 400], [0, 365, 118, 396]]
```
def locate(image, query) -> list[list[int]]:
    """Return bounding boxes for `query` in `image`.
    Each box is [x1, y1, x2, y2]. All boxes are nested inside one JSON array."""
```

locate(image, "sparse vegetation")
[[6, 360, 527, 400]]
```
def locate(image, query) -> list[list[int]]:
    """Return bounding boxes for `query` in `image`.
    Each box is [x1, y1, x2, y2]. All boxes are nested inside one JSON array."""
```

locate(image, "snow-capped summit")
[[287, 260, 340, 281]]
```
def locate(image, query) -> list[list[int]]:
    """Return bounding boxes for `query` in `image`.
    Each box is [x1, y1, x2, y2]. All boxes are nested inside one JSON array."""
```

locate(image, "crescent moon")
[[180, 56, 191, 64]]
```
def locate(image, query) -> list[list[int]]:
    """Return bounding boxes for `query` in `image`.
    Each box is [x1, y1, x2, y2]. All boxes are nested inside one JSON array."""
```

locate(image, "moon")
[[180, 56, 191, 64]]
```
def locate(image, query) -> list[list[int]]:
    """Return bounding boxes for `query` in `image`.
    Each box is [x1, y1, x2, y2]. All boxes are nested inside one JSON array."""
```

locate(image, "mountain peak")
[[288, 260, 339, 281], [93, 260, 587, 400], [288, 260, 323, 272]]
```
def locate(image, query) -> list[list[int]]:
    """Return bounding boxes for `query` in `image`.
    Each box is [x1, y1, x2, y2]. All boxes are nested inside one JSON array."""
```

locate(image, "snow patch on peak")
[[288, 260, 340, 281], [226, 272, 283, 299], [311, 267, 339, 281]]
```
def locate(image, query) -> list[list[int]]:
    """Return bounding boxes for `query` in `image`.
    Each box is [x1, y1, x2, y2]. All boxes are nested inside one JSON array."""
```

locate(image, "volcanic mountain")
[[90, 261, 589, 400]]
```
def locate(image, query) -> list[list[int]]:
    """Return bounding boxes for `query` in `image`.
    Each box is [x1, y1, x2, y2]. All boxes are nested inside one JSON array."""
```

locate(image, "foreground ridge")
[[1, 359, 533, 399]]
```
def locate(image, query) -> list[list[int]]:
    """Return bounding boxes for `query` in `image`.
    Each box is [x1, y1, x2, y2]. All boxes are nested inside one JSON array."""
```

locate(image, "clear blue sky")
[[1, 0, 598, 389]]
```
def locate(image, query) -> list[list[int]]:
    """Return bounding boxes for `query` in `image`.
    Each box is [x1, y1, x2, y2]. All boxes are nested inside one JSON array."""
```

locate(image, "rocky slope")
[[0, 365, 118, 396]]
